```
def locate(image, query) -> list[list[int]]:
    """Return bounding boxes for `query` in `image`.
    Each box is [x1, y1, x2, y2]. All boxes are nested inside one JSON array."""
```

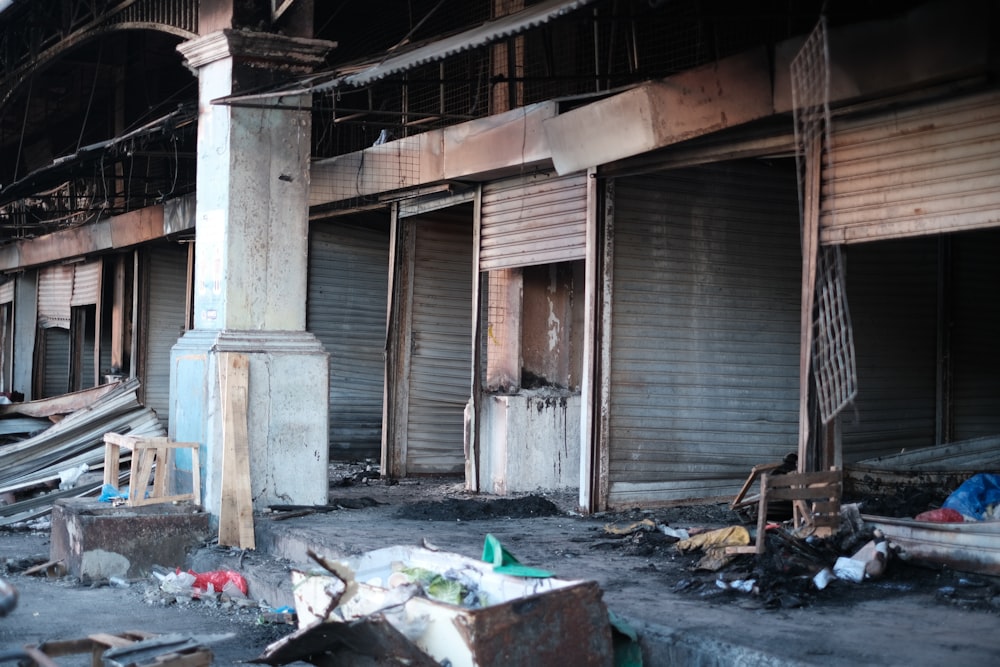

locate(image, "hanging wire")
[[76, 42, 105, 153], [13, 76, 33, 183]]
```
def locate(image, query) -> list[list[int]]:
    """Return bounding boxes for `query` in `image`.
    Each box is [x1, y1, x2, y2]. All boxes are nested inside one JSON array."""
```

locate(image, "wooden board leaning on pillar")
[[218, 352, 255, 550]]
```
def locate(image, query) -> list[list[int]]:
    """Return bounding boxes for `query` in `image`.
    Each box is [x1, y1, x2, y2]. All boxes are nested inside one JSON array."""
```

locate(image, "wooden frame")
[[103, 432, 200, 507], [729, 469, 842, 555]]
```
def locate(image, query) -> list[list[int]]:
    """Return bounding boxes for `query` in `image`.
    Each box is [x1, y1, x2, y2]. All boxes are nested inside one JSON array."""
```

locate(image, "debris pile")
[[0, 379, 165, 527], [260, 538, 615, 666]]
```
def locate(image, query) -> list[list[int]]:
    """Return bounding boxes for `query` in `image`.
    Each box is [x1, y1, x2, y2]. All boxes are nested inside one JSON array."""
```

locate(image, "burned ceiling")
[[0, 0, 926, 242]]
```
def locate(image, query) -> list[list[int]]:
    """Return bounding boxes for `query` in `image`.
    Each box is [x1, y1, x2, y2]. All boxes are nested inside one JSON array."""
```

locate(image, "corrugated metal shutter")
[[42, 327, 70, 397], [950, 230, 1000, 440], [821, 90, 1000, 244], [145, 246, 188, 429], [607, 162, 801, 506], [308, 217, 389, 461], [37, 265, 73, 328], [406, 217, 473, 473], [71, 260, 102, 306], [841, 238, 938, 461], [480, 172, 587, 270], [0, 281, 13, 305]]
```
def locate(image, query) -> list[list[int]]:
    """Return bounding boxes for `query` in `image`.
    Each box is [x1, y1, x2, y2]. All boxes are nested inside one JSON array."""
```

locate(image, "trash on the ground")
[[99, 483, 131, 502], [57, 463, 89, 490], [482, 532, 553, 577], [659, 524, 690, 540], [941, 473, 1000, 521], [154, 568, 248, 600], [260, 542, 613, 667], [715, 577, 756, 593], [914, 507, 965, 523], [813, 567, 835, 590], [676, 525, 750, 570], [604, 518, 657, 535]]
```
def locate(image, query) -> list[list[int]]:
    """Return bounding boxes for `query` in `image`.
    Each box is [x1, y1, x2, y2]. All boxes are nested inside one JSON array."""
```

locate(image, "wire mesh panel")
[[791, 16, 857, 424], [812, 245, 857, 423]]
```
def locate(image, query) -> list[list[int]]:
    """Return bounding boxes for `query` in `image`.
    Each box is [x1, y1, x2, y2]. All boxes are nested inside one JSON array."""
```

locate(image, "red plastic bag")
[[914, 508, 964, 523], [189, 569, 248, 596]]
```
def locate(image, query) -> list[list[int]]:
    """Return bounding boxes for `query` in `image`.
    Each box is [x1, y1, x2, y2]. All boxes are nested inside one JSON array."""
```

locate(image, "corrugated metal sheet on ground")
[[406, 218, 472, 474], [821, 89, 1000, 244], [607, 162, 801, 506], [480, 172, 587, 270], [308, 218, 390, 461]]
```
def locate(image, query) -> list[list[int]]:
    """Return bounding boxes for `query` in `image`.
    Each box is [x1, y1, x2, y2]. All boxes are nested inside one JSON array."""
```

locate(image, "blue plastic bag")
[[98, 484, 129, 502], [941, 473, 1000, 521]]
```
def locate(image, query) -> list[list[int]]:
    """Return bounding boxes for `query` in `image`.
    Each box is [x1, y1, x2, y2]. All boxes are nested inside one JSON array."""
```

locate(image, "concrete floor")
[[2, 475, 999, 665]]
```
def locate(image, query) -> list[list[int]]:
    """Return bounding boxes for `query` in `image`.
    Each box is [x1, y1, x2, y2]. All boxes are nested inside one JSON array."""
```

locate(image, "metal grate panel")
[[812, 246, 858, 423]]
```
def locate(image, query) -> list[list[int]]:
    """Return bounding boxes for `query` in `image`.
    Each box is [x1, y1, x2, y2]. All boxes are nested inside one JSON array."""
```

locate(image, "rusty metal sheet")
[[0, 381, 119, 417], [864, 514, 1000, 576]]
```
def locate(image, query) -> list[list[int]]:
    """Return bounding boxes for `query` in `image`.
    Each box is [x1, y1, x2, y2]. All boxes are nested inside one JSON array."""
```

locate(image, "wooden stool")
[[102, 433, 201, 507]]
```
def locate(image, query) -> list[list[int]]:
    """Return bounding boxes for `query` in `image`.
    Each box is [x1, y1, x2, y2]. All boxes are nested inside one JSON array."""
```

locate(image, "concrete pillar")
[[171, 30, 334, 517]]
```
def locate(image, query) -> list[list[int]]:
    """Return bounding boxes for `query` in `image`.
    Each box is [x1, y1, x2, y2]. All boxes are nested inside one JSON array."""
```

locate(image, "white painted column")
[[171, 31, 334, 518]]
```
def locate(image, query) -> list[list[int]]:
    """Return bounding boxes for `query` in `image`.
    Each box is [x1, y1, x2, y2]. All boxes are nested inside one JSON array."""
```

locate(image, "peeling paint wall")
[[521, 262, 584, 390]]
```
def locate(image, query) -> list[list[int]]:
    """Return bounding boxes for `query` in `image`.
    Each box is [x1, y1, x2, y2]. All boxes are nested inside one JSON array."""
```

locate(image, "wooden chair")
[[729, 469, 842, 555]]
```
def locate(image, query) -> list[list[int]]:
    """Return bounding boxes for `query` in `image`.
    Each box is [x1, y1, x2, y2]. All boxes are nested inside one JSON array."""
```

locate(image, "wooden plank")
[[218, 352, 254, 549], [766, 470, 842, 488], [766, 486, 840, 501]]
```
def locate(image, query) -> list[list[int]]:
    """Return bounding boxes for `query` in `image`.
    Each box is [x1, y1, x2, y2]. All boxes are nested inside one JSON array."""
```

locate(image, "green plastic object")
[[481, 534, 553, 578]]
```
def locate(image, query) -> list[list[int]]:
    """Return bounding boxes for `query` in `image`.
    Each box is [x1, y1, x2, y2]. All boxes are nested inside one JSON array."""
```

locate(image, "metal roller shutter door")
[[406, 218, 473, 474], [949, 230, 1000, 440], [145, 246, 188, 429], [821, 90, 1000, 245], [308, 218, 389, 461], [607, 162, 801, 506], [840, 239, 938, 461], [480, 172, 587, 270]]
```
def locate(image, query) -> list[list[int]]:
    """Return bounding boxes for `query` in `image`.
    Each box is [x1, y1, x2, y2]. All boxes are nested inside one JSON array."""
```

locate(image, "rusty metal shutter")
[[606, 162, 801, 506], [42, 327, 70, 397], [821, 90, 1000, 245], [406, 216, 473, 474], [480, 172, 587, 270], [308, 216, 389, 461], [71, 260, 102, 306], [840, 238, 938, 461], [145, 245, 188, 429], [37, 265, 74, 328]]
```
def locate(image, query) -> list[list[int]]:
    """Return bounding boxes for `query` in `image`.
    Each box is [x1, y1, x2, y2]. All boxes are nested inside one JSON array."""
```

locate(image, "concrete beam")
[[310, 102, 557, 208], [0, 198, 195, 272], [543, 48, 774, 176]]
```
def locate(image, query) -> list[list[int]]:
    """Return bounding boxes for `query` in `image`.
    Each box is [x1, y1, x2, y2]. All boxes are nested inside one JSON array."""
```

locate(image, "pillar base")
[[170, 330, 329, 518]]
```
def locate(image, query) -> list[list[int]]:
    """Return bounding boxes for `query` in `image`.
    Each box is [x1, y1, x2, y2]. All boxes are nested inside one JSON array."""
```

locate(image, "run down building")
[[0, 0, 997, 518]]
